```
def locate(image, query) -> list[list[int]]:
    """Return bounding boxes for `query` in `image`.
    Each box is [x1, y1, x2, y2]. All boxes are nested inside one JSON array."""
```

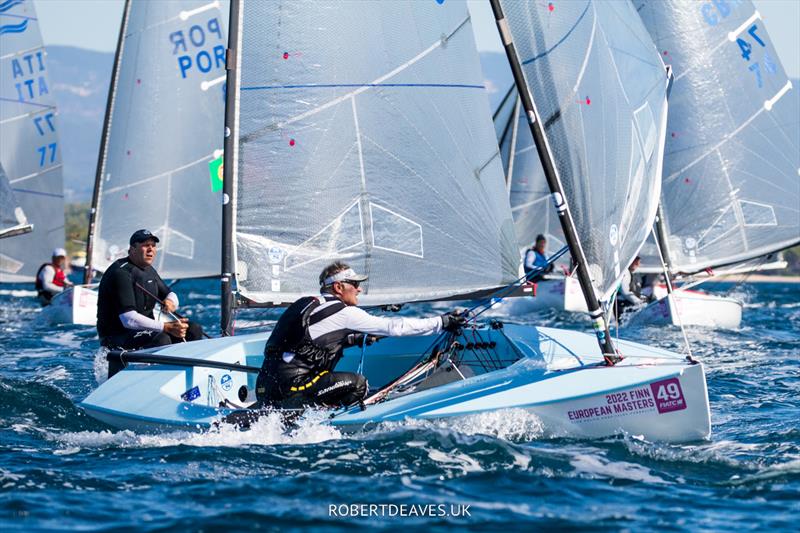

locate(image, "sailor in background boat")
[[523, 234, 554, 282], [617, 256, 645, 315], [35, 248, 73, 306], [96, 229, 204, 350], [256, 261, 467, 409]]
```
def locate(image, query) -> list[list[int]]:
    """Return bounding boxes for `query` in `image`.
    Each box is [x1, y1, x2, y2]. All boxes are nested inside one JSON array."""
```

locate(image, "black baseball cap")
[[129, 229, 160, 246]]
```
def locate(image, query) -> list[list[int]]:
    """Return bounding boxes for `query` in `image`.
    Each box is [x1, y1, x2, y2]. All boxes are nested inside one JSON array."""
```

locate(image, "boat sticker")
[[267, 246, 284, 264], [181, 386, 201, 402], [220, 374, 232, 391], [567, 386, 658, 422], [650, 377, 687, 413]]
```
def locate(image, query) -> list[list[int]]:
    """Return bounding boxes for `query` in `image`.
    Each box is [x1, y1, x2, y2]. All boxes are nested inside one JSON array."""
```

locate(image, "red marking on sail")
[[548, 3, 554, 12], [283, 52, 289, 59], [289, 139, 295, 147], [585, 97, 591, 105], [684, 177, 691, 184]]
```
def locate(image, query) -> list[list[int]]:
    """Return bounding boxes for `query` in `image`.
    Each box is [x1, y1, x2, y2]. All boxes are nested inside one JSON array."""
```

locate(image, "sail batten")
[[231, 0, 517, 306]]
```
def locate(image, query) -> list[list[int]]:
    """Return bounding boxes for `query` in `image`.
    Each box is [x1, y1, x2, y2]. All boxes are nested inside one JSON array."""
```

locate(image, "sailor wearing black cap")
[[96, 229, 205, 350], [256, 260, 467, 409]]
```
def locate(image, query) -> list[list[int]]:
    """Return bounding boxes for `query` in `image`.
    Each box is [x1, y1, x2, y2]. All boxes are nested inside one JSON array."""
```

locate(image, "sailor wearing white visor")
[[256, 261, 467, 409]]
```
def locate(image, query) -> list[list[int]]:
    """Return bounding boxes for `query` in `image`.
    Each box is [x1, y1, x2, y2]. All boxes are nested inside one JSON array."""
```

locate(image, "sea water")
[[0, 280, 798, 530]]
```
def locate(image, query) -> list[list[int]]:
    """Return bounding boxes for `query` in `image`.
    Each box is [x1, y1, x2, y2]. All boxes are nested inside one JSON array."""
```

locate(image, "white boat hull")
[[626, 289, 742, 329], [37, 286, 98, 326], [492, 276, 588, 314], [81, 325, 711, 443]]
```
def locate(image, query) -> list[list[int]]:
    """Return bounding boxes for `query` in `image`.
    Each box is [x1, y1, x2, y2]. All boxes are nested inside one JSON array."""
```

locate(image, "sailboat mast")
[[221, 0, 242, 336], [489, 0, 617, 359], [83, 0, 131, 285]]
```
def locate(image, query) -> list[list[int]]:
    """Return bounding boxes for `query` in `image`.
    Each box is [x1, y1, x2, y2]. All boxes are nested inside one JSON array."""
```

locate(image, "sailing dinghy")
[[0, 0, 64, 282], [626, 0, 800, 329], [42, 0, 228, 326], [0, 162, 32, 239], [81, 0, 711, 443]]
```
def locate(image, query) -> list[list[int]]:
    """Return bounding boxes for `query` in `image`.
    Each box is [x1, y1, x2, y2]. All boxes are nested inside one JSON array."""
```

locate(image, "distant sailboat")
[[0, 0, 64, 281], [0, 162, 32, 239], [628, 0, 800, 329], [85, 0, 227, 281], [43, 0, 228, 326], [81, 0, 710, 443]]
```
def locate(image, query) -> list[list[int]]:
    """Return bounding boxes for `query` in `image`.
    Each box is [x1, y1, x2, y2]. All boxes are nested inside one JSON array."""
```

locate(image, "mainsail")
[[638, 0, 800, 274], [495, 85, 569, 270], [0, 162, 31, 239], [88, 0, 226, 279], [0, 0, 63, 281], [496, 0, 670, 303], [228, 0, 518, 306]]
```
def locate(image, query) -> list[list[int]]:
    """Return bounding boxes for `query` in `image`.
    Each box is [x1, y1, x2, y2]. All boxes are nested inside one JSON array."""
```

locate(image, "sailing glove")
[[441, 311, 468, 333], [345, 333, 379, 347]]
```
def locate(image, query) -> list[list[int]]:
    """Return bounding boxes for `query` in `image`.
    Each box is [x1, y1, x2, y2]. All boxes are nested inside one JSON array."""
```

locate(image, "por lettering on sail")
[[169, 16, 225, 79]]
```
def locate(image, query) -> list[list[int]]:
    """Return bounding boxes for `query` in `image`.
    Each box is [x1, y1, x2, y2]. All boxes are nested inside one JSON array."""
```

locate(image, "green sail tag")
[[208, 155, 223, 192]]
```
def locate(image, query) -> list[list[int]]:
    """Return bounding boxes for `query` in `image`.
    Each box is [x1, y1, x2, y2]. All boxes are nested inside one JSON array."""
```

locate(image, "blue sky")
[[34, 0, 800, 78]]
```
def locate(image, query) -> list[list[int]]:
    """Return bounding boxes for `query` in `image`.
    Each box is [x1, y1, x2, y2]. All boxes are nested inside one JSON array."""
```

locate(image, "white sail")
[[231, 0, 518, 305], [495, 87, 570, 270], [0, 161, 31, 238], [91, 0, 226, 279], [498, 0, 670, 302], [638, 0, 800, 273], [0, 0, 63, 281]]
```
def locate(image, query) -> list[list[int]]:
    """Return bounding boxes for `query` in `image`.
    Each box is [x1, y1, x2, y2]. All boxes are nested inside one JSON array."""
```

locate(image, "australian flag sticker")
[[181, 386, 201, 402]]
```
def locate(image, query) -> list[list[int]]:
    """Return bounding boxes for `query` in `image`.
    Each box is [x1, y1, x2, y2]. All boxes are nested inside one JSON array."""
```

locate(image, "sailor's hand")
[[162, 298, 177, 313], [441, 311, 468, 334], [164, 318, 188, 338], [345, 333, 380, 347]]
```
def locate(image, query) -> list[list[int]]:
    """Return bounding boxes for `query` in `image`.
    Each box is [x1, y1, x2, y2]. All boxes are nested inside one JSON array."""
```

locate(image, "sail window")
[[284, 199, 365, 271], [738, 200, 777, 227], [369, 203, 423, 259], [155, 227, 195, 259]]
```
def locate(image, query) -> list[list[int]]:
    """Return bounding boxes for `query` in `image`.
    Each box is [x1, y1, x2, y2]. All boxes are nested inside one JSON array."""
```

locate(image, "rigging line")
[[651, 226, 694, 360], [241, 14, 472, 143], [467, 245, 571, 320]]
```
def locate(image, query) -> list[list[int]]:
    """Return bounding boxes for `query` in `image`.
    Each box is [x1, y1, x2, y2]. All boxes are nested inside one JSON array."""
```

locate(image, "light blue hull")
[[81, 325, 711, 442]]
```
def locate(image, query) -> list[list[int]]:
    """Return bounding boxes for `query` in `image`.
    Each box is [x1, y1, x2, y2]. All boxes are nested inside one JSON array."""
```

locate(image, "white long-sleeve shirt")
[[117, 292, 179, 332], [307, 300, 443, 340], [37, 265, 70, 294]]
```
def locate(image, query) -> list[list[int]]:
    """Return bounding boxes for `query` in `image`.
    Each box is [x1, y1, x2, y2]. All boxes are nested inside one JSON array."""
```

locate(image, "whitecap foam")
[[49, 409, 343, 451], [570, 453, 667, 483], [93, 347, 109, 385], [378, 408, 545, 442]]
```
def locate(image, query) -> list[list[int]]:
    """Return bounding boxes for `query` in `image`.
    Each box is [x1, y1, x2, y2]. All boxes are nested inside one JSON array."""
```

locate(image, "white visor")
[[322, 268, 368, 286]]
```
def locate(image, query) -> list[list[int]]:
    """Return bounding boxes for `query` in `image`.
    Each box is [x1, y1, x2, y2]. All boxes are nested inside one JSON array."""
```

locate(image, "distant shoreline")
[[701, 274, 800, 284]]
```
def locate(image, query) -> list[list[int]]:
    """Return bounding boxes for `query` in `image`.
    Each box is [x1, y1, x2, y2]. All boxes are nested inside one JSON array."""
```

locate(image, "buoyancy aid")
[[257, 295, 351, 403], [35, 262, 67, 303]]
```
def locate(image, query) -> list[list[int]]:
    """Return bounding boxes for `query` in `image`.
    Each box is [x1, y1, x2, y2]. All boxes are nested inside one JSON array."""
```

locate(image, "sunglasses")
[[340, 280, 361, 289]]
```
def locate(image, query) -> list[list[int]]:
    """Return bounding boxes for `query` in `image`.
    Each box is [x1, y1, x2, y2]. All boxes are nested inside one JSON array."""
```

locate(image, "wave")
[[0, 19, 28, 36]]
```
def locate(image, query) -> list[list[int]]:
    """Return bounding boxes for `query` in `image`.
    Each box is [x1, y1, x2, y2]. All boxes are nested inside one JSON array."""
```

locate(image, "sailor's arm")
[[342, 306, 443, 337], [39, 265, 64, 293]]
